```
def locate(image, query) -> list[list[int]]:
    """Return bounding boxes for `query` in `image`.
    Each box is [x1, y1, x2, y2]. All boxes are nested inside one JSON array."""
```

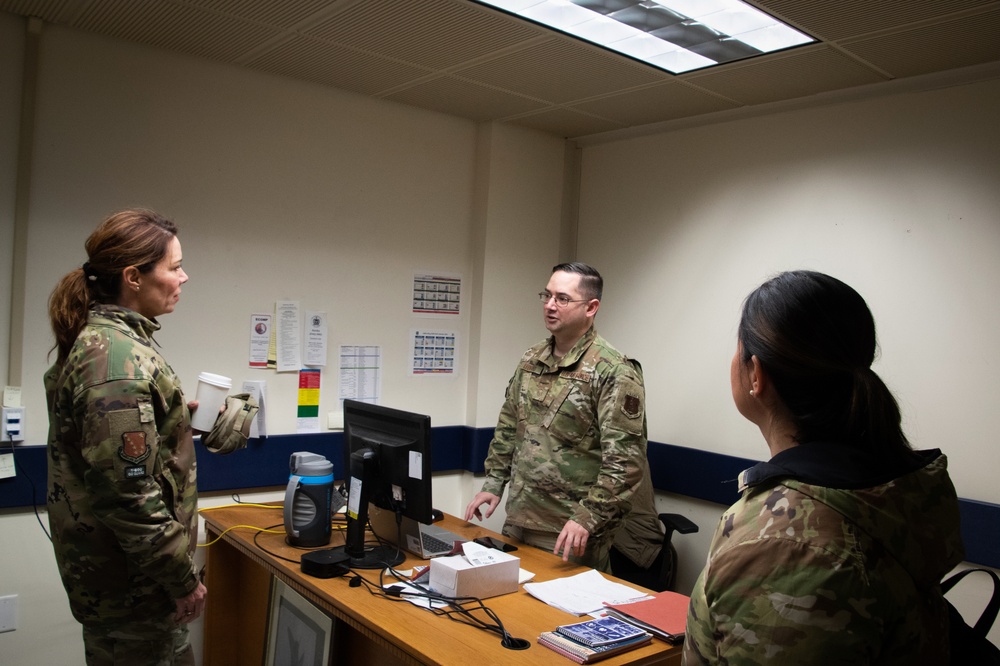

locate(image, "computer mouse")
[[430, 508, 444, 522]]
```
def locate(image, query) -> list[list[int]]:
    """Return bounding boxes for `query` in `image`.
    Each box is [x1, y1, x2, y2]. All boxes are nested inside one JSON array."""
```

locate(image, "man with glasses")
[[464, 262, 658, 573]]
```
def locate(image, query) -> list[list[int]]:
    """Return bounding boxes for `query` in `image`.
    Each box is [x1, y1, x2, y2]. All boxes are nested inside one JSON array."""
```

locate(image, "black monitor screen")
[[338, 399, 432, 568]]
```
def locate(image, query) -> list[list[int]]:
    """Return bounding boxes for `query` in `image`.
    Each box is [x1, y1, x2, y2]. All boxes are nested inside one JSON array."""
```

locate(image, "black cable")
[[235, 498, 527, 650], [6, 434, 51, 541], [369, 565, 529, 650]]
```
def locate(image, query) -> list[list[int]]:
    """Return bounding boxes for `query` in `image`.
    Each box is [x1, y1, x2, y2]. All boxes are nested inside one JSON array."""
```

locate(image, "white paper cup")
[[191, 372, 232, 432]]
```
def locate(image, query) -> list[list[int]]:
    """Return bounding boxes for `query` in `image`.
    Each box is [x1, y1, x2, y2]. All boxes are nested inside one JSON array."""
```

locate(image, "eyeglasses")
[[538, 291, 589, 307]]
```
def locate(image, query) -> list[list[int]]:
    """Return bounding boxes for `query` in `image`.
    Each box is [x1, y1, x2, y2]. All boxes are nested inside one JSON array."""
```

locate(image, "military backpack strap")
[[942, 567, 1000, 664]]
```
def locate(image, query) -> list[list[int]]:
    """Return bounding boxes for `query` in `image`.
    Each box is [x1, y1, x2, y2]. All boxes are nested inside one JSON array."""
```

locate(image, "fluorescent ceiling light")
[[475, 0, 814, 74]]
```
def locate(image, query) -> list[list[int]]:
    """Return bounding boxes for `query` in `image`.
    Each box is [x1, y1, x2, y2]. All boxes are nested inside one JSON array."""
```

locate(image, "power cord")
[[207, 499, 528, 651], [6, 434, 51, 541], [360, 564, 529, 650]]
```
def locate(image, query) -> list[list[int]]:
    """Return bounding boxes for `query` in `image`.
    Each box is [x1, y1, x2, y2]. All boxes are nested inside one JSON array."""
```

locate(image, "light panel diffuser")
[[475, 0, 814, 74]]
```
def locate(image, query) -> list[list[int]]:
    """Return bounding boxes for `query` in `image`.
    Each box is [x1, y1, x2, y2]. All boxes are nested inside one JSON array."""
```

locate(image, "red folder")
[[602, 590, 690, 643]]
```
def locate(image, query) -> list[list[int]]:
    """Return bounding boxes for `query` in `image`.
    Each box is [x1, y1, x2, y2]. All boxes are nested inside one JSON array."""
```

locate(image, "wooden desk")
[[201, 504, 681, 666]]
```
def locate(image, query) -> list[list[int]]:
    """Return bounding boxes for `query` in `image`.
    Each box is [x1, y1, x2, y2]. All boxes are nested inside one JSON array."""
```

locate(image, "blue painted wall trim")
[[3, 429, 997, 568]]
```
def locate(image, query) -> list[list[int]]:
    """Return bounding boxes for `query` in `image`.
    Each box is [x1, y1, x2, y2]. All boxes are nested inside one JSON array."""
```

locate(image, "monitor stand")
[[324, 544, 405, 570]]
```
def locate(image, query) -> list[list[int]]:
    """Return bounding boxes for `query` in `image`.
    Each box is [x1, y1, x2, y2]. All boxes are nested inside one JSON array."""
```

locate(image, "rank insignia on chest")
[[119, 431, 150, 464]]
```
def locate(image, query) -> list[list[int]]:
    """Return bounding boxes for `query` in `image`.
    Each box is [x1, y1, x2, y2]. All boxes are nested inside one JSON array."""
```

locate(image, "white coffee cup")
[[191, 372, 232, 432]]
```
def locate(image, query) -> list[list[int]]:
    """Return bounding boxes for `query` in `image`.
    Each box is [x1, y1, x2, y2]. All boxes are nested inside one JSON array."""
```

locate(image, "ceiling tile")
[[841, 8, 1000, 78], [507, 107, 624, 138], [385, 75, 549, 121], [303, 0, 543, 70], [753, 0, 999, 40], [184, 0, 337, 29], [686, 45, 888, 106], [245, 34, 430, 96], [457, 38, 670, 105], [570, 81, 739, 127], [71, 0, 280, 62]]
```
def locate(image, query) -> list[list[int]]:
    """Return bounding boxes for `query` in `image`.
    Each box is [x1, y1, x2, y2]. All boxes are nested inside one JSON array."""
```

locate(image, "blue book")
[[555, 615, 649, 647], [539, 631, 652, 663]]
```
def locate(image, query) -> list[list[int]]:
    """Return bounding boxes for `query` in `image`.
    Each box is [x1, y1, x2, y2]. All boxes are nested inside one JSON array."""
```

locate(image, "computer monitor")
[[338, 399, 433, 569]]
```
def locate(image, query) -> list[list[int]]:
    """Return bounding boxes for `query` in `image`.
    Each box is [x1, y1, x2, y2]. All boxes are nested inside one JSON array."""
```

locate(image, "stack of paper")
[[523, 570, 650, 616]]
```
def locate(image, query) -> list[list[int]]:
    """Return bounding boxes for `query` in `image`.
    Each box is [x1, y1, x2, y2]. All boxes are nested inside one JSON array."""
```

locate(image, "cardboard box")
[[429, 548, 520, 599]]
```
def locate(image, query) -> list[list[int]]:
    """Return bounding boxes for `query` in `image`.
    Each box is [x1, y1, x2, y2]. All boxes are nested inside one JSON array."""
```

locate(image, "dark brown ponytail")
[[48, 209, 177, 362]]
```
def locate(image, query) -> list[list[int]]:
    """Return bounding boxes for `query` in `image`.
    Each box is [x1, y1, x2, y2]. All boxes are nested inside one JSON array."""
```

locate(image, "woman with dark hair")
[[45, 209, 207, 665], [684, 271, 963, 665]]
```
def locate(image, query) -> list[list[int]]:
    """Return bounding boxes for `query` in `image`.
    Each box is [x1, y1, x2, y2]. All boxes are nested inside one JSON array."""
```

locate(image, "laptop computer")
[[368, 504, 467, 558]]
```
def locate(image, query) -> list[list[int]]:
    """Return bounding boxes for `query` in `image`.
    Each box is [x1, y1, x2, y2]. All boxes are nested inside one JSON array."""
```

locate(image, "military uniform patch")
[[119, 431, 150, 464], [622, 394, 641, 419], [611, 378, 645, 436], [108, 408, 155, 479]]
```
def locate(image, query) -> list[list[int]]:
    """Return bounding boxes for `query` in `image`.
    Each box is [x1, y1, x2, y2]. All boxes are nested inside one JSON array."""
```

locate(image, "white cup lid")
[[197, 372, 232, 388]]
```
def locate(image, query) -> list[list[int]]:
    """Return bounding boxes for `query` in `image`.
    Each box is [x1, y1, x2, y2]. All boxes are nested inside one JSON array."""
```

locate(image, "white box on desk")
[[429, 549, 520, 599]]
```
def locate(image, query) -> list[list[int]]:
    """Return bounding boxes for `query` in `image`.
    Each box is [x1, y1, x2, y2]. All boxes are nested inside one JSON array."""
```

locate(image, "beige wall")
[[578, 76, 1000, 506], [19, 22, 481, 435]]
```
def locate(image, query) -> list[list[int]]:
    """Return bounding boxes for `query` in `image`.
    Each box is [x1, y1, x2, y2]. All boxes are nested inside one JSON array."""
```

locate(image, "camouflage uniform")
[[480, 327, 648, 568], [612, 456, 665, 569], [684, 443, 964, 666], [45, 305, 199, 651]]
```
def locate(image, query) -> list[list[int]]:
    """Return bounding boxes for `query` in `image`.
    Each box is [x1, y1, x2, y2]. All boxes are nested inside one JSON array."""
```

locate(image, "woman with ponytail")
[[45, 209, 206, 665], [684, 271, 963, 665]]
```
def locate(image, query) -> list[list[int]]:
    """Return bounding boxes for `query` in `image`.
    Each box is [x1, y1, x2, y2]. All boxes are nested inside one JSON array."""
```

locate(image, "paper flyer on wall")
[[339, 345, 381, 404], [241, 380, 267, 438], [412, 273, 461, 317], [296, 368, 321, 433], [248, 314, 272, 368], [2, 386, 22, 407], [0, 454, 13, 480], [304, 310, 328, 367], [410, 329, 457, 375], [276, 300, 301, 372]]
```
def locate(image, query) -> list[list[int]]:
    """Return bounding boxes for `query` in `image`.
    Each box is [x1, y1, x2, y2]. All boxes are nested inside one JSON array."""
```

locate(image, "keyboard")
[[421, 532, 453, 555]]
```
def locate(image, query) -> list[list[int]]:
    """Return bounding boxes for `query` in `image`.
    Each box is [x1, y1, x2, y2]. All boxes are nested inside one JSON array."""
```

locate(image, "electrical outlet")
[[0, 595, 17, 632], [1, 407, 25, 442]]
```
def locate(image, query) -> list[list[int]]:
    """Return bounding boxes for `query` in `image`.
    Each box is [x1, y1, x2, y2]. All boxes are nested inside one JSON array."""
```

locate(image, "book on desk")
[[538, 590, 691, 662], [556, 615, 650, 647], [538, 614, 654, 662]]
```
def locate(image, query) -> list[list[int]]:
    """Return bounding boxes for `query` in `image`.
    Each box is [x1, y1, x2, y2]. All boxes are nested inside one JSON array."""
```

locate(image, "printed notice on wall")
[[242, 380, 267, 438], [304, 310, 328, 367], [411, 329, 457, 375], [0, 454, 13, 479], [248, 314, 272, 368], [412, 273, 461, 317], [339, 345, 381, 404], [276, 301, 301, 372], [296, 368, 321, 433]]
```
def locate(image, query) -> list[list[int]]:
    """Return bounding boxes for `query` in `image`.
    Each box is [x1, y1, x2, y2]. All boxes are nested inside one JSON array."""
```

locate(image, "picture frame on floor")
[[264, 577, 334, 666]]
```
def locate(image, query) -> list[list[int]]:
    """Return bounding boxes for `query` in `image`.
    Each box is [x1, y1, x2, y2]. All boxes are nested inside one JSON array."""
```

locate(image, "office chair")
[[609, 513, 699, 592]]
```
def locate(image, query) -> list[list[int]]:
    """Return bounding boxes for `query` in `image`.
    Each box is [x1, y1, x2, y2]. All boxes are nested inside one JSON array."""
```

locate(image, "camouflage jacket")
[[684, 444, 964, 666], [45, 304, 199, 631], [612, 455, 665, 568], [480, 327, 647, 540]]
